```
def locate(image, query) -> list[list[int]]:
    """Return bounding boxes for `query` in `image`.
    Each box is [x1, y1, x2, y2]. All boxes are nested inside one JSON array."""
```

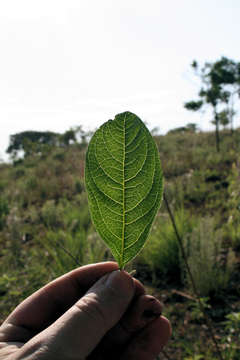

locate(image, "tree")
[[184, 57, 240, 152], [185, 80, 224, 152], [209, 57, 240, 133], [186, 123, 199, 132], [217, 109, 236, 130], [168, 126, 190, 134], [72, 125, 93, 149], [7, 131, 60, 158], [167, 123, 198, 134], [59, 129, 76, 146], [6, 127, 91, 159]]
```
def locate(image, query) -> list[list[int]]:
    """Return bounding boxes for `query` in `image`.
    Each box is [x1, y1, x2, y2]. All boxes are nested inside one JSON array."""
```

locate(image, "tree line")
[[6, 126, 92, 160], [6, 56, 240, 159]]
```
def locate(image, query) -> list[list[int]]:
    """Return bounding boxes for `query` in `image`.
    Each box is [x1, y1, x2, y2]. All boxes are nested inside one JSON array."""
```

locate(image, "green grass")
[[1, 129, 240, 358]]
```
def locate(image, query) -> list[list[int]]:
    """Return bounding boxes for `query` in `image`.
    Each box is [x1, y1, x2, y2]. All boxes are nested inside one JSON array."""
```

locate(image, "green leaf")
[[85, 111, 163, 269]]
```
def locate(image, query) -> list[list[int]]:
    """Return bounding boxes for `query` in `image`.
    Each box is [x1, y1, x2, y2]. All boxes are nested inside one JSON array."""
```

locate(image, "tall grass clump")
[[38, 195, 110, 277], [227, 161, 240, 250], [184, 217, 236, 296], [40, 230, 88, 276], [0, 197, 9, 230], [40, 230, 111, 278], [139, 208, 197, 285]]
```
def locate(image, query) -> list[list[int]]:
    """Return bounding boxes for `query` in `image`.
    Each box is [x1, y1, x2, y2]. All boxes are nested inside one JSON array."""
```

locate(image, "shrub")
[[53, 151, 65, 161], [12, 167, 25, 179], [60, 197, 91, 233], [41, 200, 64, 229], [25, 175, 38, 191], [75, 179, 84, 194]]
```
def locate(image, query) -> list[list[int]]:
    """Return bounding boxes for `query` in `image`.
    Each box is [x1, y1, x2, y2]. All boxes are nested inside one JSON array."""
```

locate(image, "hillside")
[[0, 128, 240, 359]]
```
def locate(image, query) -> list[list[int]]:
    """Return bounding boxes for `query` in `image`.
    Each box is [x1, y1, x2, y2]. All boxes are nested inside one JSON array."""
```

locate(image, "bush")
[[60, 196, 91, 233], [41, 200, 64, 229], [25, 175, 38, 190]]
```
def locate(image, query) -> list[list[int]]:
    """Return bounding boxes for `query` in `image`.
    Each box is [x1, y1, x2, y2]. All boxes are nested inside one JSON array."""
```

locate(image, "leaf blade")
[[85, 111, 163, 269]]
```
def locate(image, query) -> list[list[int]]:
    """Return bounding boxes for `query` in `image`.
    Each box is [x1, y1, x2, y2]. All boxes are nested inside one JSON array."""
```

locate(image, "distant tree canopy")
[[168, 123, 199, 134], [7, 131, 60, 157], [184, 56, 240, 152], [59, 129, 76, 146], [6, 126, 91, 159], [184, 100, 203, 111]]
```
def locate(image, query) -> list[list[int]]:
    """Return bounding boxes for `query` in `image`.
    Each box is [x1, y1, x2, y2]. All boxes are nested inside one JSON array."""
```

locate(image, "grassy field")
[[0, 128, 240, 359]]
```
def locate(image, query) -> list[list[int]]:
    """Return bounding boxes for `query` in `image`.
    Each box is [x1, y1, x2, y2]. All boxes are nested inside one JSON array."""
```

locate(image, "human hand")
[[0, 262, 171, 360]]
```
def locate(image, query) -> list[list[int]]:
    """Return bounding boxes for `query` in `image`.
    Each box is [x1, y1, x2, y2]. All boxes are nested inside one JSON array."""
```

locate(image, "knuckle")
[[74, 295, 108, 331]]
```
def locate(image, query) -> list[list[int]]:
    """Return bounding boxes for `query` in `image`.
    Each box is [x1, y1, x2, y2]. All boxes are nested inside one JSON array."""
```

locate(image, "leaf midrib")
[[120, 115, 126, 269]]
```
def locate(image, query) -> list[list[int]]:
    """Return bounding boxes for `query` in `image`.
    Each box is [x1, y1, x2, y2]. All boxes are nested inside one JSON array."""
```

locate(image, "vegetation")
[[185, 57, 240, 152], [1, 123, 240, 359]]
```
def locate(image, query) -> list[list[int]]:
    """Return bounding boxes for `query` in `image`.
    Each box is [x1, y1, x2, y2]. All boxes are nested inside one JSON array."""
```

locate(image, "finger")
[[88, 294, 163, 359], [14, 270, 135, 360], [121, 295, 163, 333], [3, 262, 119, 339], [1, 263, 144, 343], [0, 342, 23, 359], [121, 316, 171, 360]]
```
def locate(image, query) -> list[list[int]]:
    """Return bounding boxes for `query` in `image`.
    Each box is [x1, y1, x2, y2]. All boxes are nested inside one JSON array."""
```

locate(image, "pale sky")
[[0, 0, 240, 160]]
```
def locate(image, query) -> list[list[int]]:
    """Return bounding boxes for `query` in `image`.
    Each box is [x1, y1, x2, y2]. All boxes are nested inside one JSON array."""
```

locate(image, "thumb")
[[73, 269, 134, 356], [17, 270, 134, 360]]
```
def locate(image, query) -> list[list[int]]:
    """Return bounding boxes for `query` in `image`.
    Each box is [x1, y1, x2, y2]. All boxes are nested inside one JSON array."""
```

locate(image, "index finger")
[[3, 262, 119, 337]]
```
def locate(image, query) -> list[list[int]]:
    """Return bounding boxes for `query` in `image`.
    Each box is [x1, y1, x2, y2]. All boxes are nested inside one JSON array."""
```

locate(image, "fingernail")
[[142, 296, 163, 323], [143, 310, 161, 322]]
